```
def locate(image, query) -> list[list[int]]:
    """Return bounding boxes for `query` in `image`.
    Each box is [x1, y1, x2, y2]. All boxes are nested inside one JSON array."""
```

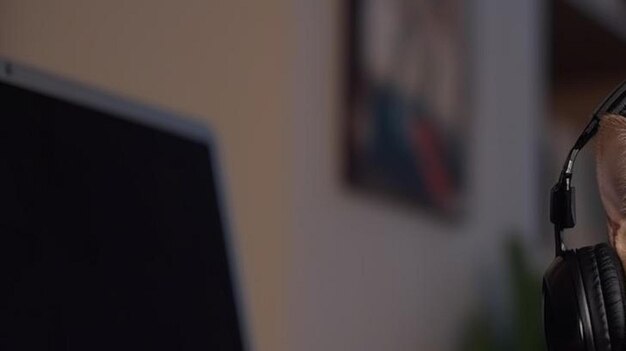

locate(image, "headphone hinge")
[[550, 180, 576, 230]]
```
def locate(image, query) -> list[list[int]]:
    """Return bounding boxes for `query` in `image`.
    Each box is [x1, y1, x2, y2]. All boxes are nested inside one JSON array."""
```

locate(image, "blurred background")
[[1, 0, 624, 350]]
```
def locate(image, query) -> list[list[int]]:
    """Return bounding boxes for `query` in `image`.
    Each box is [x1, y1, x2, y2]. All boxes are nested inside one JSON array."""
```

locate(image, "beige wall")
[[0, 1, 292, 350]]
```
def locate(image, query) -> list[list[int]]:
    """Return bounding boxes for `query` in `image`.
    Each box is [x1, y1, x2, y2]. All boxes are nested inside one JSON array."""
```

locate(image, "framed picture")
[[344, 0, 467, 217]]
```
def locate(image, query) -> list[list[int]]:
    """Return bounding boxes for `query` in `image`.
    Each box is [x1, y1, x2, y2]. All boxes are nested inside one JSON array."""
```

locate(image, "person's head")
[[596, 114, 626, 265]]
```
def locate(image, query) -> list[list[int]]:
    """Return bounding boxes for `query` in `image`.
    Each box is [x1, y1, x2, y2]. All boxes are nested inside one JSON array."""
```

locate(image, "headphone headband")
[[550, 81, 626, 256]]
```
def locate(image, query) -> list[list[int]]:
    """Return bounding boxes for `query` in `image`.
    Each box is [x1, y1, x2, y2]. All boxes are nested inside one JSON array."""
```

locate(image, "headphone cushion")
[[579, 246, 612, 351], [596, 244, 626, 351], [578, 244, 626, 351]]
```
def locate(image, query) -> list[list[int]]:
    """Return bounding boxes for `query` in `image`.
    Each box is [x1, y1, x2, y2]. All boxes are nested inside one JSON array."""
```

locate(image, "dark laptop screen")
[[0, 81, 244, 350]]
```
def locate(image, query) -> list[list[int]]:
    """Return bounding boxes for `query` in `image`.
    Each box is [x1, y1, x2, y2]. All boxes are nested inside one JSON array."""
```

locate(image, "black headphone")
[[544, 81, 626, 351]]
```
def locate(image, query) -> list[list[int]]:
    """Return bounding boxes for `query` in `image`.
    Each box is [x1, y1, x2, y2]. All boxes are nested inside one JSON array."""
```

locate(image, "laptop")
[[0, 58, 249, 350]]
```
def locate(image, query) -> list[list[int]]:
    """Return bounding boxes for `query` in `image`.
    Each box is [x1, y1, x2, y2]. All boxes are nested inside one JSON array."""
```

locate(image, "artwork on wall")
[[344, 0, 467, 216]]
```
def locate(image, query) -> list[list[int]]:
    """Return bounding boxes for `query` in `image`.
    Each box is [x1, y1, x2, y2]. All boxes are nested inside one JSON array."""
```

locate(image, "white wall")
[[289, 0, 544, 349]]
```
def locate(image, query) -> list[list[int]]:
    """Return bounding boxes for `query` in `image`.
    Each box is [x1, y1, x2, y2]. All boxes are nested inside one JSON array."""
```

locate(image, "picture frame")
[[344, 0, 468, 217]]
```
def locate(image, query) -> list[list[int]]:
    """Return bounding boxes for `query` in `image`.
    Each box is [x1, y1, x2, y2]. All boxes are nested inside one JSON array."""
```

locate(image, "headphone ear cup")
[[578, 244, 626, 351], [595, 244, 626, 351]]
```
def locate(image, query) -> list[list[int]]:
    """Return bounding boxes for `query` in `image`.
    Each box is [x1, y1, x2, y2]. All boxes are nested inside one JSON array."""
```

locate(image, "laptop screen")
[[0, 78, 244, 350]]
